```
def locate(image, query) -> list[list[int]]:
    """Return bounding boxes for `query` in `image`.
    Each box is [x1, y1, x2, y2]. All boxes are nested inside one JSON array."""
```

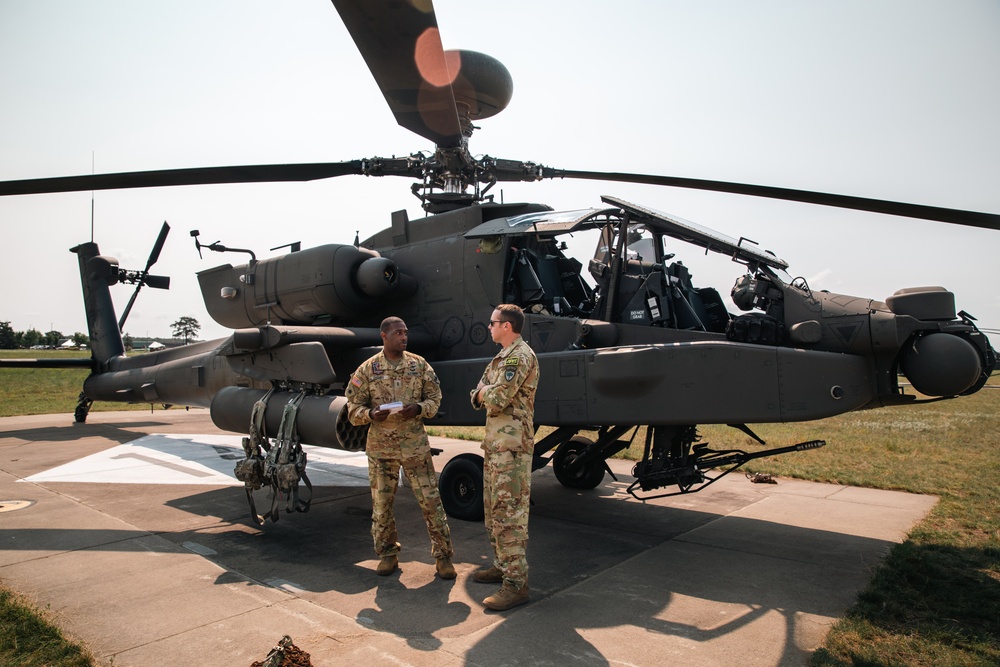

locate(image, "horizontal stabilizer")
[[225, 341, 336, 385]]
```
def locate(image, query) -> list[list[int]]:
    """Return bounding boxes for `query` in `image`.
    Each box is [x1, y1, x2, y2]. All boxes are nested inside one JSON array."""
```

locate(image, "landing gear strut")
[[74, 392, 93, 423], [628, 425, 826, 500]]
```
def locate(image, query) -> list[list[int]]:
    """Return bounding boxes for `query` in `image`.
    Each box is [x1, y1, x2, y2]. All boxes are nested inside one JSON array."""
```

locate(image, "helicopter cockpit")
[[465, 196, 780, 335], [466, 206, 615, 319]]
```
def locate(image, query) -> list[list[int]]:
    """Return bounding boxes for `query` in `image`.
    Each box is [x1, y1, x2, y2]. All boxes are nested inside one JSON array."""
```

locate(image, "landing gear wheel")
[[552, 436, 605, 489], [439, 453, 485, 521], [74, 393, 93, 423]]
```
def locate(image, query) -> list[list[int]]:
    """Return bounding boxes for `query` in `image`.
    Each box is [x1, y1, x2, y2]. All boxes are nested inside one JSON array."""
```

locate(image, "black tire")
[[552, 436, 605, 489], [74, 396, 91, 423], [439, 453, 485, 521]]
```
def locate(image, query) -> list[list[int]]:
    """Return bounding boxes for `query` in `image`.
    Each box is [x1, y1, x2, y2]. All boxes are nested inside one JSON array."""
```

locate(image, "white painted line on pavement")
[[21, 433, 370, 487]]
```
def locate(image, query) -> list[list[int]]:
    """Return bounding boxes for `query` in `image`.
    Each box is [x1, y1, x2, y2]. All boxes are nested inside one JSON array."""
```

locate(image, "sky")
[[1, 0, 998, 344]]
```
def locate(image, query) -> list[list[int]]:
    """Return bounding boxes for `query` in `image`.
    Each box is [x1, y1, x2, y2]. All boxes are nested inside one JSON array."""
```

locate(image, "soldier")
[[346, 316, 456, 580], [470, 304, 539, 611]]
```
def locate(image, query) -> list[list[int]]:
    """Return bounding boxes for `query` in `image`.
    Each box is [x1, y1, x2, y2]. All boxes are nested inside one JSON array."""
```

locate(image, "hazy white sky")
[[1, 0, 998, 343]]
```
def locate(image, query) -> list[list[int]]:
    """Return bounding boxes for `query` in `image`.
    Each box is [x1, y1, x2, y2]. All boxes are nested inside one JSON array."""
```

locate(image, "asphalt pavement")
[[0, 409, 936, 666]]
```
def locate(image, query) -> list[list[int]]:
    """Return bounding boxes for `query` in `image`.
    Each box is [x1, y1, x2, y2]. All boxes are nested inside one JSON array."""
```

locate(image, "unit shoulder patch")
[[504, 357, 520, 366]]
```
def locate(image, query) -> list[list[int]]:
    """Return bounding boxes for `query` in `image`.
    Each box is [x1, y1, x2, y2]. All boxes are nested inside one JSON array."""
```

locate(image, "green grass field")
[[0, 350, 154, 418], [1, 356, 998, 666]]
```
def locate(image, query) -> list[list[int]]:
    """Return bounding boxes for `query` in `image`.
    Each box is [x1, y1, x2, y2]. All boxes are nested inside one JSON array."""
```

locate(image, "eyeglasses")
[[488, 320, 507, 328]]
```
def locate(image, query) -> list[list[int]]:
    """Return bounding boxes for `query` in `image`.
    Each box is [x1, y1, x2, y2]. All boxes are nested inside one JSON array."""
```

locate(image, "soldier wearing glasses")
[[470, 304, 539, 611]]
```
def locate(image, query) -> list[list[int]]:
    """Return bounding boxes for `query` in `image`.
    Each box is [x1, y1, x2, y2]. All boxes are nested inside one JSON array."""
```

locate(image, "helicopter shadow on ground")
[[151, 466, 903, 664], [0, 416, 925, 663], [0, 419, 182, 445], [162, 484, 380, 591], [158, 482, 496, 620], [0, 418, 214, 495], [0, 411, 227, 482], [465, 538, 1000, 667], [456, 469, 910, 667], [0, 418, 487, 615]]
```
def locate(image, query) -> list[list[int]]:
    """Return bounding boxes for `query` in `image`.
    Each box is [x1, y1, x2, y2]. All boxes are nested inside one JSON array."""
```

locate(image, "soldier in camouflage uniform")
[[470, 304, 539, 611], [346, 317, 456, 580]]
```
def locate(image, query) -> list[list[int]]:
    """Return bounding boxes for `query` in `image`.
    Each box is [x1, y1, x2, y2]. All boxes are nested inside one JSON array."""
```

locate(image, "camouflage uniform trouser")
[[483, 448, 531, 588], [368, 450, 453, 559]]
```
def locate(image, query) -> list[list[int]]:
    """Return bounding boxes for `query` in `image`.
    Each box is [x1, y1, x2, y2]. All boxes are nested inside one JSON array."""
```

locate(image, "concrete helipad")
[[0, 409, 936, 666]]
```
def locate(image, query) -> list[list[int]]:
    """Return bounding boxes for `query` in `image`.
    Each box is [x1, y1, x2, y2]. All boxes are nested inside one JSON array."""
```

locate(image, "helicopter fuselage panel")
[[432, 339, 872, 428]]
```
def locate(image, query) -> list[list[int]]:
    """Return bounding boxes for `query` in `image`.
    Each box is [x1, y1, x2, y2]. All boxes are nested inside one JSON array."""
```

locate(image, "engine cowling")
[[197, 244, 407, 328]]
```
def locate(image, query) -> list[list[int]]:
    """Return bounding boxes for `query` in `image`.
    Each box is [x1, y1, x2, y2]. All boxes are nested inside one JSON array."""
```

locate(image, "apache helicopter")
[[1, 0, 997, 524]]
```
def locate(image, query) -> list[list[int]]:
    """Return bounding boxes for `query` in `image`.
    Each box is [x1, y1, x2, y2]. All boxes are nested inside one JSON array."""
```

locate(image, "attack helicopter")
[[1, 0, 998, 524]]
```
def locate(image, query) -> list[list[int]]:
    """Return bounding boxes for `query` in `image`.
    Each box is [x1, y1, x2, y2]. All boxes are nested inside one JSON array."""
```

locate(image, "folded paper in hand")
[[380, 401, 404, 414]]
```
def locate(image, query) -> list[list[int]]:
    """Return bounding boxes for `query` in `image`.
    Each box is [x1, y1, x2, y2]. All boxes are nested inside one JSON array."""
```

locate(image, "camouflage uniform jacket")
[[346, 350, 442, 459], [470, 336, 539, 454]]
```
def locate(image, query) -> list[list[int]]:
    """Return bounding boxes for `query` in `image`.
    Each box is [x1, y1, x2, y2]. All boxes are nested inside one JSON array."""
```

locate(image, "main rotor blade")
[[331, 0, 463, 147], [0, 162, 365, 197], [544, 168, 1000, 231]]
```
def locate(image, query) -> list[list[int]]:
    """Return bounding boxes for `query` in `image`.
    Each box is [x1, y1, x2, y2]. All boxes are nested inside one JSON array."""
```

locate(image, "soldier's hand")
[[369, 407, 389, 422], [399, 403, 421, 419], [476, 382, 495, 403]]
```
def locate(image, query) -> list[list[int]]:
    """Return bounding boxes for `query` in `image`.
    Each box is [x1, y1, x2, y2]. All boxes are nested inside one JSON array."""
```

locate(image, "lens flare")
[[414, 27, 460, 87]]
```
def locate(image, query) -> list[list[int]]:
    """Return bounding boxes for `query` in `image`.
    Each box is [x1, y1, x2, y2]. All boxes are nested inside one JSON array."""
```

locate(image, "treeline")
[[1, 317, 202, 350], [0, 321, 88, 350]]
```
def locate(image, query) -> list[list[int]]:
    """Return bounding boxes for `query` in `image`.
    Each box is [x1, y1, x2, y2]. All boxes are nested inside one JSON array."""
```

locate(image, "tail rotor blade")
[[145, 221, 171, 270], [119, 222, 172, 332], [118, 289, 141, 334]]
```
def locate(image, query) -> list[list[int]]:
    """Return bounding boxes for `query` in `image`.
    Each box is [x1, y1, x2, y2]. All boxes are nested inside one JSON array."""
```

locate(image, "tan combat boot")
[[376, 555, 398, 576], [436, 557, 457, 580], [483, 583, 529, 611], [473, 566, 503, 584]]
